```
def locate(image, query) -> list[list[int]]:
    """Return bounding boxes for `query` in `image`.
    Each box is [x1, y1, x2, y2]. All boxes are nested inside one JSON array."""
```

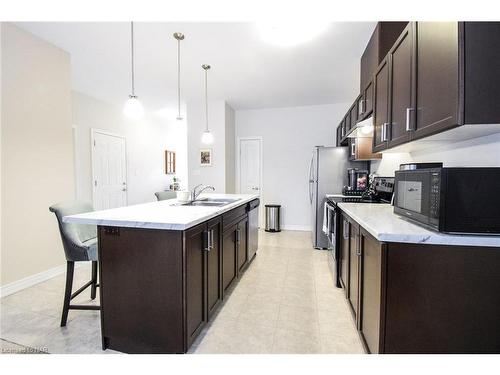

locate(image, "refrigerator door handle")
[[308, 153, 315, 204]]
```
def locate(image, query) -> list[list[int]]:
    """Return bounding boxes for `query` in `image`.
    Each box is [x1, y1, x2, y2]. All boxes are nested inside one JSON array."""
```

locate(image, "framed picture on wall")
[[200, 149, 212, 166], [165, 150, 176, 174]]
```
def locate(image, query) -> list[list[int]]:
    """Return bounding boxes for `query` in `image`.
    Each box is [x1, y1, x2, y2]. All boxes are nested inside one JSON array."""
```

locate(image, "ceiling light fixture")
[[123, 22, 145, 120], [173, 32, 185, 121], [257, 21, 330, 47], [201, 64, 214, 145]]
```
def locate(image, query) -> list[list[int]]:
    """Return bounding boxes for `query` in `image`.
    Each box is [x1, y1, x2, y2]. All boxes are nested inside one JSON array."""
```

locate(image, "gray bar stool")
[[155, 191, 177, 201], [49, 201, 100, 326]]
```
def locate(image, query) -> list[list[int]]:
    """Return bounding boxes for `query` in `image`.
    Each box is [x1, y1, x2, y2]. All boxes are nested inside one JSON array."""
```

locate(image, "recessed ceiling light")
[[257, 21, 330, 47]]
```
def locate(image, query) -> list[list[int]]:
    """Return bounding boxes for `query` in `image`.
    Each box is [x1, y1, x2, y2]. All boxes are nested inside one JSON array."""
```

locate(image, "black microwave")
[[394, 167, 500, 234]]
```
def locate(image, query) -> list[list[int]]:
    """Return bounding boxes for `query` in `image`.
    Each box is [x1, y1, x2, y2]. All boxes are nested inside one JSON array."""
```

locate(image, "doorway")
[[91, 129, 128, 210], [238, 137, 263, 225]]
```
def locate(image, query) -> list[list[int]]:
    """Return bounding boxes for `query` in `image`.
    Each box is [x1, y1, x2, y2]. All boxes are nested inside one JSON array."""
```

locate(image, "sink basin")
[[174, 198, 241, 207]]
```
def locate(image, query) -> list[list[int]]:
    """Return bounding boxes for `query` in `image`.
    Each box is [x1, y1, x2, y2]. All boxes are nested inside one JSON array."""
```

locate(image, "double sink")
[[174, 197, 241, 207]]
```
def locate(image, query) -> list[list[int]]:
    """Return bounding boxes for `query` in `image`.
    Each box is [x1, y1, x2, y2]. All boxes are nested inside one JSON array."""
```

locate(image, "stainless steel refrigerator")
[[308, 146, 367, 249]]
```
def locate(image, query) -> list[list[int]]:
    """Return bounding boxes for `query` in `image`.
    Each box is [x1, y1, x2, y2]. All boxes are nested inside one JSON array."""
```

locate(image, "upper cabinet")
[[387, 23, 413, 149], [360, 22, 409, 92], [374, 22, 500, 152]]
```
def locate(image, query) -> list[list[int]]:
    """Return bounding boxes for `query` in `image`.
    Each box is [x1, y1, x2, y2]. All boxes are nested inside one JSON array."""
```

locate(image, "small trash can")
[[265, 204, 281, 232]]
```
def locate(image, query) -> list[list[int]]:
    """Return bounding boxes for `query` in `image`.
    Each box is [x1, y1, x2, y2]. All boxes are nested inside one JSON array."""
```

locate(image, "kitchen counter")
[[338, 202, 500, 248], [63, 193, 258, 231]]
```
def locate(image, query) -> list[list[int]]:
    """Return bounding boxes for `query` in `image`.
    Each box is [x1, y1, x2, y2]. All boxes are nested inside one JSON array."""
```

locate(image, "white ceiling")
[[16, 22, 376, 112]]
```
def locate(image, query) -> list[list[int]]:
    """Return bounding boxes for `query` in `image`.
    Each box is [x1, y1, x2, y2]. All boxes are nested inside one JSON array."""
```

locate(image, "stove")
[[325, 177, 394, 288]]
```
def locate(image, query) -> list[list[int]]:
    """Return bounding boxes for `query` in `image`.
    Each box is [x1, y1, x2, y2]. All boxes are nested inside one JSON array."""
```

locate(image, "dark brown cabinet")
[[338, 209, 500, 354], [222, 222, 238, 292], [387, 23, 413, 148], [412, 22, 459, 139], [237, 216, 248, 272], [371, 22, 500, 152], [360, 22, 409, 92], [358, 81, 374, 120], [349, 101, 358, 130], [206, 217, 222, 319], [339, 215, 350, 290], [359, 228, 384, 354], [185, 222, 208, 347], [347, 219, 360, 325], [373, 58, 390, 153], [185, 216, 223, 347]]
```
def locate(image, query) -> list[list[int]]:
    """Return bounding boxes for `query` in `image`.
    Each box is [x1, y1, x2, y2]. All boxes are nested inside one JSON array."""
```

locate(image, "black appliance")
[[345, 168, 369, 193], [394, 167, 500, 234], [326, 177, 395, 287]]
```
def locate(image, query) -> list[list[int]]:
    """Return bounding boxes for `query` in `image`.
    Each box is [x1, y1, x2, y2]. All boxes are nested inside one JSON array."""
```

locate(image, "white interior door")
[[92, 130, 127, 210], [239, 138, 262, 195]]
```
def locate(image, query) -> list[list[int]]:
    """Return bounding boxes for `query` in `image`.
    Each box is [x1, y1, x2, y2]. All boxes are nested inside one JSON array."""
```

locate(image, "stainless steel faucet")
[[191, 184, 215, 201]]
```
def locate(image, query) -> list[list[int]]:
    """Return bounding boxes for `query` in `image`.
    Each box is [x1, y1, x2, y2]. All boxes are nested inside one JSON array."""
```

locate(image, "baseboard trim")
[[280, 225, 311, 231], [0, 263, 84, 298]]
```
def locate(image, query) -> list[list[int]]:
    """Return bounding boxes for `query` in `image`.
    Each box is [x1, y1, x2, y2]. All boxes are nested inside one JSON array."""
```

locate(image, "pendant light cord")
[[177, 38, 181, 118], [204, 68, 209, 131], [130, 22, 135, 96]]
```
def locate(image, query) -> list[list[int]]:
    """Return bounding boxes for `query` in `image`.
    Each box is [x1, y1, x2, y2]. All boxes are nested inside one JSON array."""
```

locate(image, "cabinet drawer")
[[223, 205, 247, 231]]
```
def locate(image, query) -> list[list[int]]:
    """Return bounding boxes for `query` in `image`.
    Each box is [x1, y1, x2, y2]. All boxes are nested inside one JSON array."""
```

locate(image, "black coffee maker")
[[344, 168, 369, 195]]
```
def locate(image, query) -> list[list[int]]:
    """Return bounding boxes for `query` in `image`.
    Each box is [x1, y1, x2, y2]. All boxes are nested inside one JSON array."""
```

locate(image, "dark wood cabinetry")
[[359, 228, 384, 354], [387, 24, 413, 148], [206, 217, 222, 319], [338, 209, 500, 354], [222, 222, 238, 292], [358, 81, 374, 120], [347, 219, 360, 324], [412, 22, 459, 139], [98, 202, 255, 354], [373, 58, 390, 152], [185, 222, 209, 347], [237, 216, 248, 271], [360, 22, 409, 92]]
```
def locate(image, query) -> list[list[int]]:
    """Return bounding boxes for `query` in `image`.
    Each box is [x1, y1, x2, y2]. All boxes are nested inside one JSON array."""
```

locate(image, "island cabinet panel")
[[206, 217, 223, 319], [237, 216, 248, 271], [185, 222, 208, 347], [222, 222, 238, 292], [98, 227, 184, 354]]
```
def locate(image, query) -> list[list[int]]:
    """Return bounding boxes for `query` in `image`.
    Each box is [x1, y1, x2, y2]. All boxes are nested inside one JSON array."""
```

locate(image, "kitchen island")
[[64, 193, 259, 354]]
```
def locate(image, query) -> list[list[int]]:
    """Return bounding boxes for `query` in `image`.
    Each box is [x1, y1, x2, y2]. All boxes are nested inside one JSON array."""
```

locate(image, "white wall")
[[225, 103, 236, 193], [72, 91, 188, 206], [235, 103, 350, 231], [371, 132, 500, 176], [186, 99, 235, 193], [1, 23, 74, 286]]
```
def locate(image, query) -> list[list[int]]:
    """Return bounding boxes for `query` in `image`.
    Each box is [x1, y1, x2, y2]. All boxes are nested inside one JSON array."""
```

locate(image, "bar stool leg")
[[90, 261, 98, 300], [61, 261, 75, 327]]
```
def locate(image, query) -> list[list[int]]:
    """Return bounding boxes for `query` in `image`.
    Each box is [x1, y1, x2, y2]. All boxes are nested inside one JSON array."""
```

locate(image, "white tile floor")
[[1, 230, 364, 354]]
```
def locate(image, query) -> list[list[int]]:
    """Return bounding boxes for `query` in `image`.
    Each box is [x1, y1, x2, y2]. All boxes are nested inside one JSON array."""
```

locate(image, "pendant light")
[[201, 64, 214, 144], [123, 22, 145, 120], [173, 32, 185, 121]]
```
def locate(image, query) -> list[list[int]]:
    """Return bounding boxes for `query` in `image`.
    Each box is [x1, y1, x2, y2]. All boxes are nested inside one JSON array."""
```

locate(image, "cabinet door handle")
[[236, 229, 240, 244], [351, 142, 356, 157], [210, 229, 214, 250], [359, 100, 365, 116], [381, 122, 389, 142], [406, 108, 415, 132], [343, 220, 349, 240], [204, 230, 210, 251], [356, 236, 362, 256]]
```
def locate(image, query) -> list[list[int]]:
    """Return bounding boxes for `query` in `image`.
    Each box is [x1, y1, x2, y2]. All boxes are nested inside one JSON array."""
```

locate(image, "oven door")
[[326, 201, 337, 247]]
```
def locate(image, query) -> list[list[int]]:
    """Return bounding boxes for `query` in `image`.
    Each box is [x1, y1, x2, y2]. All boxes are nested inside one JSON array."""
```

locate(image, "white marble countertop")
[[63, 193, 259, 231], [337, 203, 500, 248]]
